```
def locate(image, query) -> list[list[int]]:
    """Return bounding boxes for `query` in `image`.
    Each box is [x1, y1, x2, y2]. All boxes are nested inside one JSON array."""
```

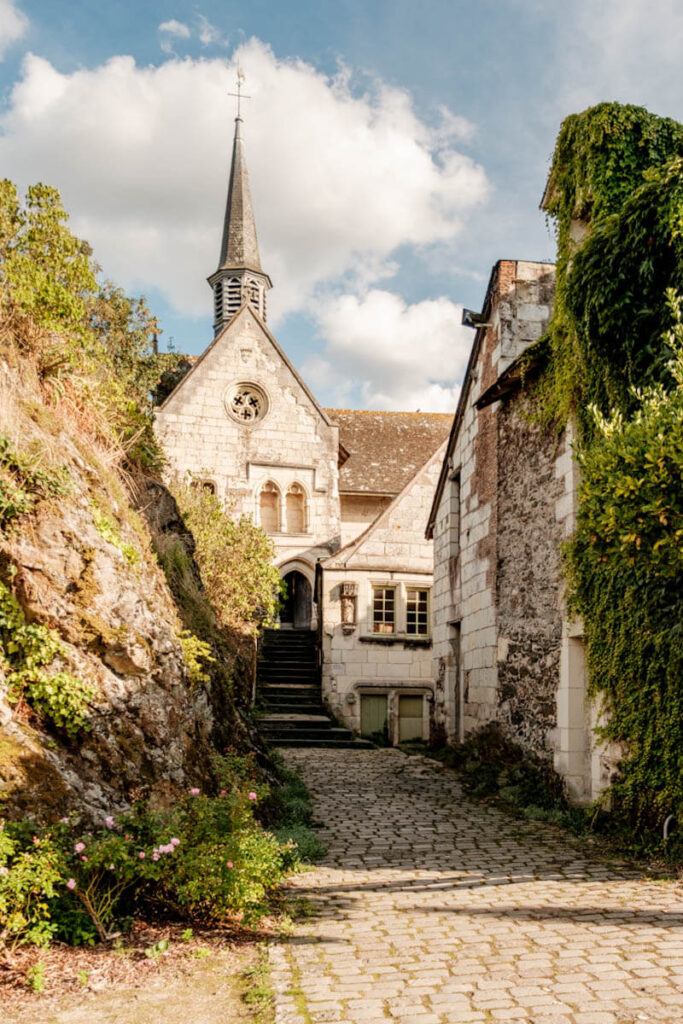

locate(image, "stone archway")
[[281, 570, 313, 629]]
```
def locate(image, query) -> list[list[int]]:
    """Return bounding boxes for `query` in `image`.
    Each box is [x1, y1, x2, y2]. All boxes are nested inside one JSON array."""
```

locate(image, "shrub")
[[0, 579, 96, 737], [0, 753, 303, 949]]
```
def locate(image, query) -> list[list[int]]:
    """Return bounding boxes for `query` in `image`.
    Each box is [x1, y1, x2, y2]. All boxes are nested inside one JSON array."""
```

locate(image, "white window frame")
[[368, 582, 432, 639]]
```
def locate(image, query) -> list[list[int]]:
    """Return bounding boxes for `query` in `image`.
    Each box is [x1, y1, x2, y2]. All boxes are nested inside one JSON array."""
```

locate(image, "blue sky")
[[1, 0, 682, 409]]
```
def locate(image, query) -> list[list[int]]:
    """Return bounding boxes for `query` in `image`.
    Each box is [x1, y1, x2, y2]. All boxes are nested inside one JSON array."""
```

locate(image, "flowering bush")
[[0, 754, 300, 949]]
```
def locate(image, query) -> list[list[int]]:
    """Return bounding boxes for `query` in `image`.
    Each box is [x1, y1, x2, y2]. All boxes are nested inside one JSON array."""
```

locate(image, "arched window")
[[286, 483, 306, 534], [259, 481, 280, 533], [191, 478, 216, 496]]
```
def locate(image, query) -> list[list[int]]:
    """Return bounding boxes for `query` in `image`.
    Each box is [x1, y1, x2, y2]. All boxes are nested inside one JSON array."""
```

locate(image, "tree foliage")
[[174, 482, 284, 640], [0, 180, 186, 469]]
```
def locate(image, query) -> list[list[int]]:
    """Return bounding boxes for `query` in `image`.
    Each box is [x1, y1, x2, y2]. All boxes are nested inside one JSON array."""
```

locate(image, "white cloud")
[[158, 19, 190, 38], [552, 0, 683, 119], [197, 15, 230, 48], [0, 0, 28, 59], [0, 39, 488, 329], [158, 19, 191, 55], [304, 289, 472, 411]]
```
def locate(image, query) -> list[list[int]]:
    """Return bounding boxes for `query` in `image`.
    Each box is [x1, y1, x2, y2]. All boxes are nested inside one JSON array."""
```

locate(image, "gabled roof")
[[325, 409, 451, 496], [322, 439, 448, 570], [156, 303, 333, 427]]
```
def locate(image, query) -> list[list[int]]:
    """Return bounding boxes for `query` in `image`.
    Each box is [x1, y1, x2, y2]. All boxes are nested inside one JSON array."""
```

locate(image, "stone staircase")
[[256, 629, 373, 748]]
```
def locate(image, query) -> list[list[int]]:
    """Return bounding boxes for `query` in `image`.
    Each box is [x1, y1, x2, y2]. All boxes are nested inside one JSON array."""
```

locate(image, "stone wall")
[[155, 304, 341, 572], [320, 446, 445, 741], [495, 400, 565, 759], [431, 261, 557, 744], [339, 494, 392, 547]]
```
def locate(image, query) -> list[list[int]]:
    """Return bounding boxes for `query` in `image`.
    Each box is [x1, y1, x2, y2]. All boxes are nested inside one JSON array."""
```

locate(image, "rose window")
[[226, 382, 268, 424]]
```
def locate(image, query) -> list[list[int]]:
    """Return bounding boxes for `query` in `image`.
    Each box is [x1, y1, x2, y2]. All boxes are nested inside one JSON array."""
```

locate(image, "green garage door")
[[398, 695, 424, 742], [360, 694, 388, 741]]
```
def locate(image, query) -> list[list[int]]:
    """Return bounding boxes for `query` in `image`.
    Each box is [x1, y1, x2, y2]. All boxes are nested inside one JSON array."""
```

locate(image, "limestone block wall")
[[321, 445, 445, 742], [432, 259, 614, 802], [320, 566, 434, 740], [339, 494, 392, 547], [432, 261, 556, 745], [154, 305, 341, 568]]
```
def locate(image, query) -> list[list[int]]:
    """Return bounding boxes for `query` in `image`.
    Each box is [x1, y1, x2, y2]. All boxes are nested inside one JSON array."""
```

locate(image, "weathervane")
[[227, 65, 251, 119]]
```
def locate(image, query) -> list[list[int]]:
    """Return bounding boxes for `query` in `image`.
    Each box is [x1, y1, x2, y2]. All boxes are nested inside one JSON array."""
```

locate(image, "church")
[[154, 110, 450, 744]]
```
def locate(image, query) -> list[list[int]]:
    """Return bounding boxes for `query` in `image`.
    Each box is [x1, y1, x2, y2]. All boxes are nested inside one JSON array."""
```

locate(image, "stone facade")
[[428, 260, 613, 800], [155, 116, 451, 742], [319, 444, 446, 742], [155, 304, 342, 584]]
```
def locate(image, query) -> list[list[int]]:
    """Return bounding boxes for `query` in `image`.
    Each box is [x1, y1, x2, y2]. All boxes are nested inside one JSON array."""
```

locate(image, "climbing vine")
[[538, 103, 683, 430], [541, 103, 683, 831]]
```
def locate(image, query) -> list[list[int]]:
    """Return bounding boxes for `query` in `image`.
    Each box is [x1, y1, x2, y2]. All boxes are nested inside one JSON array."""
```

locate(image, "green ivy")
[[538, 103, 683, 430], [0, 579, 95, 736], [0, 435, 70, 534], [540, 102, 683, 832]]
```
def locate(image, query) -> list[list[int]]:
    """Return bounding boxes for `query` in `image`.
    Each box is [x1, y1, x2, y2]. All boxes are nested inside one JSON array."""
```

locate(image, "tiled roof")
[[325, 409, 452, 495]]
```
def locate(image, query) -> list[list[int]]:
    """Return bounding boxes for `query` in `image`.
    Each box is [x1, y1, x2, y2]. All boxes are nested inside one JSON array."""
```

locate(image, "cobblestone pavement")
[[270, 748, 683, 1024]]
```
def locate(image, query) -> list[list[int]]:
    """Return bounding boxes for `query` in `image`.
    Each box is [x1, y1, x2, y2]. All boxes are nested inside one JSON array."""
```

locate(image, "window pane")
[[372, 587, 395, 633], [406, 588, 429, 635]]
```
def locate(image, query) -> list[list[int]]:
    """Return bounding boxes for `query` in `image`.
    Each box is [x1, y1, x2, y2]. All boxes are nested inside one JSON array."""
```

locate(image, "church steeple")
[[208, 87, 272, 334]]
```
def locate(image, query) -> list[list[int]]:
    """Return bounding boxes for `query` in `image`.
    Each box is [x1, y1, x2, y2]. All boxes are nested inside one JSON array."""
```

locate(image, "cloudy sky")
[[0, 1, 681, 410]]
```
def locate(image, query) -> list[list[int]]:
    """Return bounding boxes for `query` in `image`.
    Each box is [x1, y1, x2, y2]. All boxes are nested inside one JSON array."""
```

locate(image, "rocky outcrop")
[[0, 362, 261, 822]]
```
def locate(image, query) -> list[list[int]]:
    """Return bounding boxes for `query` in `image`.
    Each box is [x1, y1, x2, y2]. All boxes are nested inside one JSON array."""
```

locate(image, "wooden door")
[[360, 695, 388, 741], [398, 695, 424, 742]]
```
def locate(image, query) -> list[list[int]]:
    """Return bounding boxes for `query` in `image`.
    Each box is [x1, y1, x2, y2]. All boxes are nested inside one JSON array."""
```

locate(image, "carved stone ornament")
[[340, 581, 358, 633], [226, 382, 268, 425]]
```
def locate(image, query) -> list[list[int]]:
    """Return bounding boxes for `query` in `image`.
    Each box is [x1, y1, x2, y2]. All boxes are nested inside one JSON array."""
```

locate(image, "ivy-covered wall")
[[541, 102, 683, 831]]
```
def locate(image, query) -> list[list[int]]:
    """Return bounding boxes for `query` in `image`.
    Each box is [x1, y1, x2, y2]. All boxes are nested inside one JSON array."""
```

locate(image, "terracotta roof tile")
[[325, 409, 452, 495]]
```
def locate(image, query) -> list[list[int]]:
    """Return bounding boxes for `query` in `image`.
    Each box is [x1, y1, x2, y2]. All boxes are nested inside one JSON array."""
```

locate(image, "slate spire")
[[208, 96, 272, 334], [217, 116, 263, 274]]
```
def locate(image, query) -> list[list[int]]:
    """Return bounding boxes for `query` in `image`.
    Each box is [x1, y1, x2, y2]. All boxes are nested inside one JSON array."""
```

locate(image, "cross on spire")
[[227, 65, 251, 119]]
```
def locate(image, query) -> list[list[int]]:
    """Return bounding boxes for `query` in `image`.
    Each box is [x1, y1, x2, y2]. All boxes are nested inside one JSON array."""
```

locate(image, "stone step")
[[260, 684, 322, 698], [269, 736, 375, 749]]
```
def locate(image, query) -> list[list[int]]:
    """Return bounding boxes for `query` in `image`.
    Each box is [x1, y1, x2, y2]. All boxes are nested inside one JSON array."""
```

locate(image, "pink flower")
[[32, 836, 39, 845], [0, 866, 9, 877], [248, 792, 257, 801], [189, 787, 200, 795], [220, 789, 227, 796], [105, 816, 115, 828], [170, 838, 180, 847], [60, 817, 69, 824], [153, 852, 159, 861], [74, 842, 85, 853], [66, 878, 76, 890], [227, 861, 233, 869], [138, 851, 145, 859], [81, 856, 87, 862], [108, 863, 115, 870]]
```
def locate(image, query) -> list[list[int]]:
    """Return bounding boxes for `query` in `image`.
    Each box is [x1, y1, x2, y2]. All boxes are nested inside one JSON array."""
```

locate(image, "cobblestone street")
[[270, 749, 683, 1024]]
